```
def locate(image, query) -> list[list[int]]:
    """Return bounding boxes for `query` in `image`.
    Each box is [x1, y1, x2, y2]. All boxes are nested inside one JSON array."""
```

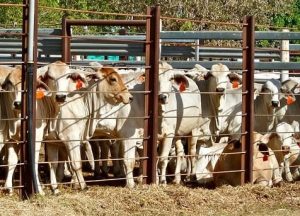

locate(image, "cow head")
[[95, 67, 133, 105], [158, 62, 189, 104], [261, 122, 296, 155], [37, 61, 71, 103], [260, 79, 281, 108], [205, 63, 241, 94], [1, 66, 22, 110]]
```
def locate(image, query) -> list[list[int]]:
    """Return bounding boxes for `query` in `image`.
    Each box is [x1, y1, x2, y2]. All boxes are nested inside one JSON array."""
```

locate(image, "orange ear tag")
[[76, 80, 83, 90], [287, 95, 294, 105], [179, 82, 186, 92], [232, 81, 239, 88], [263, 155, 268, 161], [36, 89, 45, 99]]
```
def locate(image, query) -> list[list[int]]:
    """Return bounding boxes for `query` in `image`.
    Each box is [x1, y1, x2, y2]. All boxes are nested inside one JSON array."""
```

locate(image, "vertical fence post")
[[20, 0, 31, 199], [20, 0, 39, 199], [144, 5, 160, 185], [281, 29, 290, 82], [62, 17, 71, 63], [242, 16, 255, 184]]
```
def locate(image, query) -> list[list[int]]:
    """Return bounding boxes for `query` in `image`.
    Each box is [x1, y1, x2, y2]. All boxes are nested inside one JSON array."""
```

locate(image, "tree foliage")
[[0, 0, 296, 31]]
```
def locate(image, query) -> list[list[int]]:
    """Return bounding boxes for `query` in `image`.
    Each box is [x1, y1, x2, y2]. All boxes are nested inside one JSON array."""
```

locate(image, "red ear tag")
[[287, 95, 294, 105], [179, 82, 186, 92], [76, 80, 83, 90], [36, 88, 45, 100], [232, 81, 239, 88], [263, 155, 268, 161]]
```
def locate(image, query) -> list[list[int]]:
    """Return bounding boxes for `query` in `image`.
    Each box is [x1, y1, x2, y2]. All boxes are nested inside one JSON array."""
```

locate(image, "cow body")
[[39, 62, 133, 193], [158, 62, 211, 184]]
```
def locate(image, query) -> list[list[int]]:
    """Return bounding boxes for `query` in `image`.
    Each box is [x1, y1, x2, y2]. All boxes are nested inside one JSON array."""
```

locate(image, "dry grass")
[[0, 183, 299, 216]]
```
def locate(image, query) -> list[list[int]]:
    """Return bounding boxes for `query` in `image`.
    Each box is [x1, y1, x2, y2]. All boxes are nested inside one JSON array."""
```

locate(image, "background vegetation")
[[0, 0, 299, 31]]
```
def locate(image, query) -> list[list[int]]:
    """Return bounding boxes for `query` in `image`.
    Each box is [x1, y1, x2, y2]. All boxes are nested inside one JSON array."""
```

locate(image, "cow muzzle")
[[271, 101, 279, 108], [13, 101, 22, 110], [216, 87, 225, 93], [281, 146, 290, 154], [159, 94, 168, 104], [55, 94, 67, 103]]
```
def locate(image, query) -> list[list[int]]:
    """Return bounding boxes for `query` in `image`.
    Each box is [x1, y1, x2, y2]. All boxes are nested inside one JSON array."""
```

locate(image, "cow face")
[[158, 67, 189, 104], [1, 66, 22, 110], [260, 80, 281, 108], [206, 64, 234, 93], [261, 122, 296, 155], [37, 61, 70, 103], [97, 67, 133, 105]]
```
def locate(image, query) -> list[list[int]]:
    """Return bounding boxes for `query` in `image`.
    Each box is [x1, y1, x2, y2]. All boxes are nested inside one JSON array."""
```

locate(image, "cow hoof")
[[273, 181, 283, 187], [172, 179, 181, 185], [52, 188, 60, 195], [136, 175, 144, 185], [160, 180, 167, 185], [126, 183, 135, 189], [37, 190, 46, 196]]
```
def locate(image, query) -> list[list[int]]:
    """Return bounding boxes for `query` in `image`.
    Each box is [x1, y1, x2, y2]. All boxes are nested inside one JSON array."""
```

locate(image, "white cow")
[[157, 62, 211, 184], [261, 122, 300, 182], [0, 65, 55, 195], [38, 61, 133, 193]]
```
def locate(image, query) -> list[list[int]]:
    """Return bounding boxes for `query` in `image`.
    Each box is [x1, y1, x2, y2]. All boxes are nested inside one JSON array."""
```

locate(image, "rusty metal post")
[[242, 16, 255, 184], [62, 16, 71, 63], [144, 6, 160, 184]]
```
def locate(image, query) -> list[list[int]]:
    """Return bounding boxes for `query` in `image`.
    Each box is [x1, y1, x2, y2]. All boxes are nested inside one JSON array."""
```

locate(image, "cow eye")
[[109, 77, 117, 82]]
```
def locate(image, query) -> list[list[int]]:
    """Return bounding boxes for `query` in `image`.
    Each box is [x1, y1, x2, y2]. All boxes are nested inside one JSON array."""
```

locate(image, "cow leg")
[[82, 141, 94, 171], [100, 140, 110, 178], [136, 143, 144, 184], [284, 155, 294, 182], [47, 144, 60, 194], [188, 133, 198, 181], [56, 146, 68, 182], [66, 141, 87, 190], [34, 140, 45, 195], [110, 140, 123, 178], [122, 139, 136, 188], [173, 139, 184, 184], [91, 141, 101, 178], [158, 135, 173, 185], [4, 141, 18, 195]]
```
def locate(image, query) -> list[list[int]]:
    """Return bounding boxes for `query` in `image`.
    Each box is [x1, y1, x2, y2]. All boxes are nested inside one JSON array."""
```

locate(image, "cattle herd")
[[0, 61, 300, 195]]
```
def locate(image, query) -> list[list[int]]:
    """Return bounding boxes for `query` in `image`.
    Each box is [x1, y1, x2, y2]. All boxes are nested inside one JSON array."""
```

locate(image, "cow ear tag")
[[36, 88, 45, 99], [76, 80, 83, 90], [287, 95, 294, 105], [232, 81, 239, 88], [179, 82, 186, 92], [263, 155, 268, 161]]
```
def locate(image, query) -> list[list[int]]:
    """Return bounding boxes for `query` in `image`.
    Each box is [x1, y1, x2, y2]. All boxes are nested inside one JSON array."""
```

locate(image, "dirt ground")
[[0, 182, 299, 216]]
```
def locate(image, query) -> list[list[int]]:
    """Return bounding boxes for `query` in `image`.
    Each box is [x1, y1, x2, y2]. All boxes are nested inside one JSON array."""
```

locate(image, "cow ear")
[[283, 90, 296, 105], [281, 79, 299, 93], [136, 74, 145, 84], [261, 132, 279, 144], [173, 74, 189, 92], [227, 139, 241, 150], [36, 79, 52, 99], [292, 133, 300, 142], [204, 71, 212, 80], [86, 72, 100, 81]]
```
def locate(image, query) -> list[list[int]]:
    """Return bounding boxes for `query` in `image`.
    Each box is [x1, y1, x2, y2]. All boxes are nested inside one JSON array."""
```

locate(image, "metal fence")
[[0, 2, 300, 200]]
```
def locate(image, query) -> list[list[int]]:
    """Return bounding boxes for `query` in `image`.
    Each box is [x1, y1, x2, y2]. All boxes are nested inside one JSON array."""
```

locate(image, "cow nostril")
[[13, 101, 22, 110], [216, 88, 225, 93], [55, 94, 66, 102], [271, 101, 279, 107], [159, 94, 167, 103], [129, 96, 133, 103]]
